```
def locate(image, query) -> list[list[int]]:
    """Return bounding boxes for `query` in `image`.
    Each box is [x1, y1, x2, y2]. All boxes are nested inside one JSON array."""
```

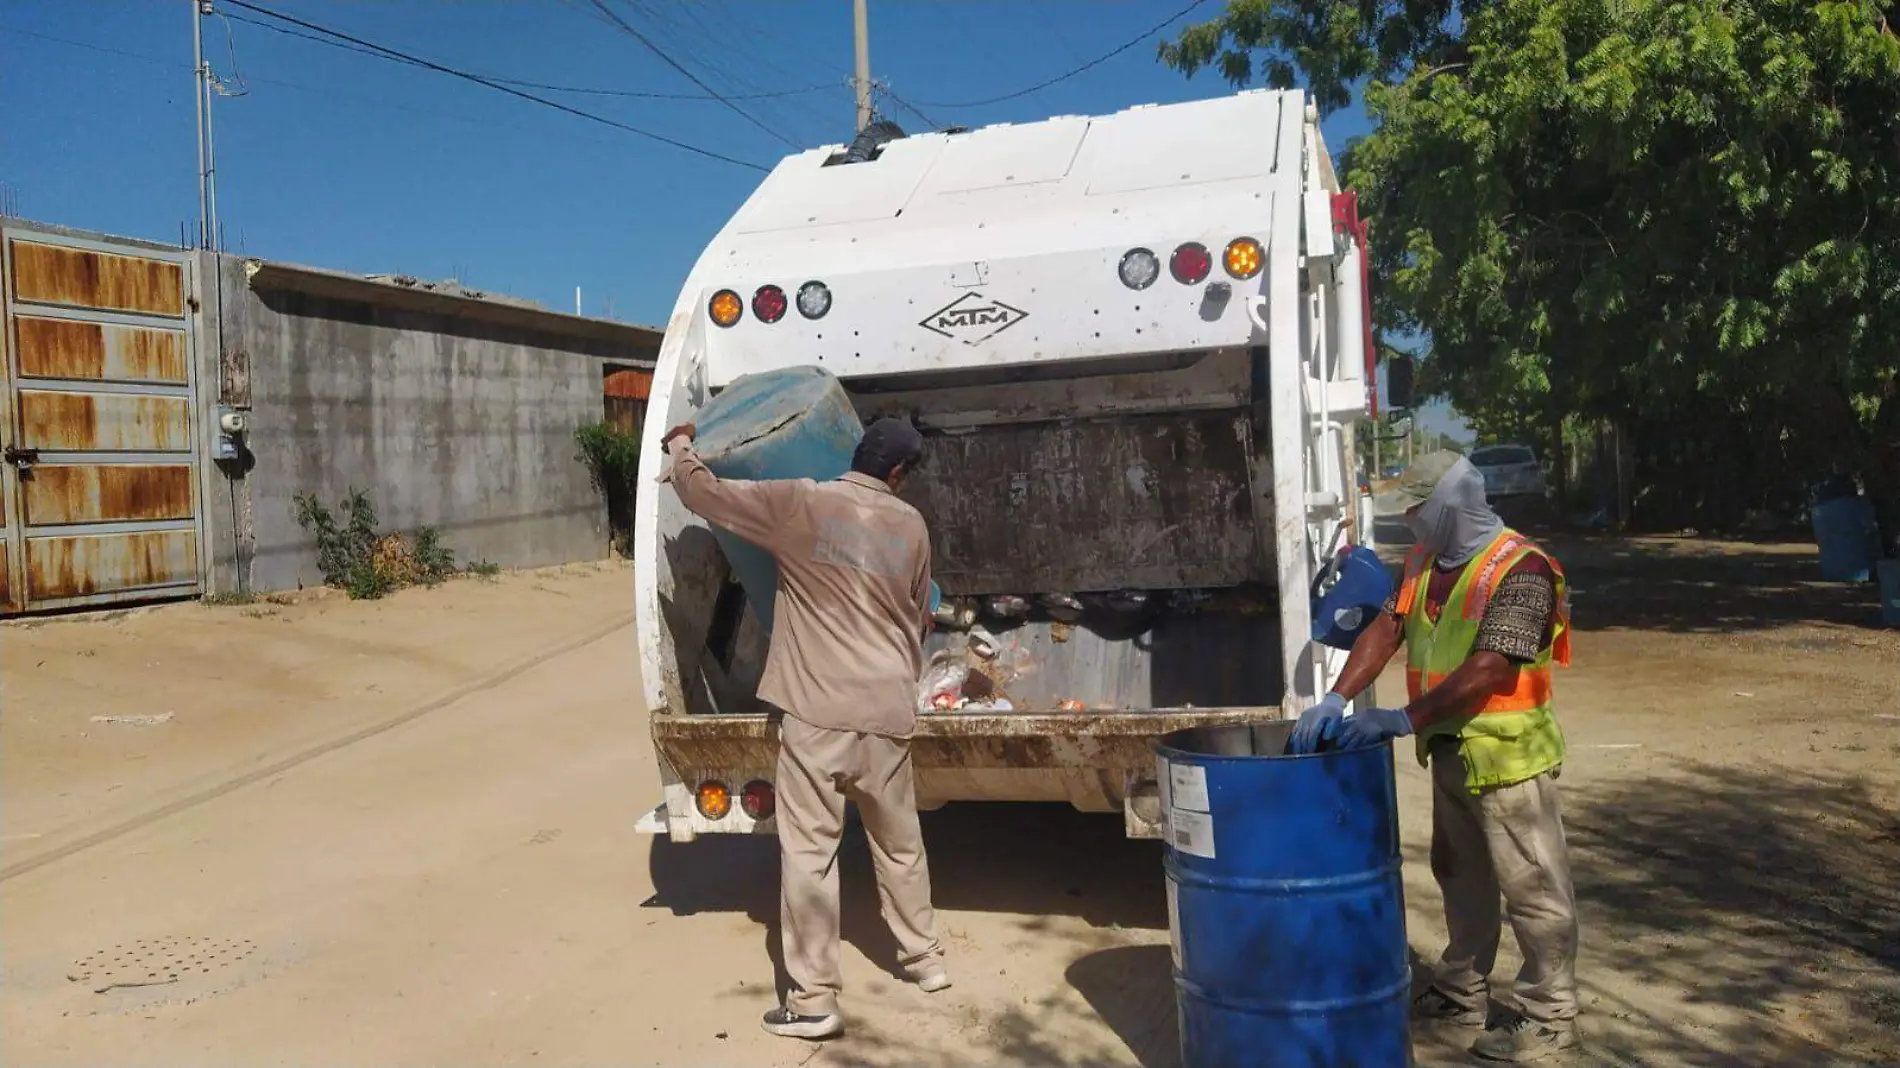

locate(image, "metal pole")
[[204, 25, 221, 252], [193, 0, 208, 248], [853, 0, 872, 133]]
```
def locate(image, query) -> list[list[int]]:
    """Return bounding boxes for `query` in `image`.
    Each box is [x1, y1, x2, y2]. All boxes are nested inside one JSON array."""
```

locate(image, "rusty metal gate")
[[0, 225, 201, 615]]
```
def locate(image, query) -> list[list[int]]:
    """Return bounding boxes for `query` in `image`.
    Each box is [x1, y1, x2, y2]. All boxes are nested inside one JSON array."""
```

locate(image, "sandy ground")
[[1, 545, 1896, 1067]]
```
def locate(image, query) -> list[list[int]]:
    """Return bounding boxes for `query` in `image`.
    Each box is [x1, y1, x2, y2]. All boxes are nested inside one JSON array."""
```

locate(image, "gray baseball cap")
[[1376, 450, 1466, 513]]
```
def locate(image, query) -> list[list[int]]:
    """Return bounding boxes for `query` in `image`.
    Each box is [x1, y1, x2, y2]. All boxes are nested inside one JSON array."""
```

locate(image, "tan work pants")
[[776, 714, 943, 1018], [1427, 739, 1580, 1024]]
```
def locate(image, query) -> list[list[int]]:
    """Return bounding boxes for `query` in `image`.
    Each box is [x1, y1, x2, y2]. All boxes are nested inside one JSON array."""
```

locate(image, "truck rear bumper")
[[647, 707, 1283, 840]]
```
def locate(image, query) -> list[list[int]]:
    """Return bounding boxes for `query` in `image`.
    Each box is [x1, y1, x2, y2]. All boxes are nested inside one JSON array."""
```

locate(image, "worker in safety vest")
[[1290, 451, 1579, 1063]]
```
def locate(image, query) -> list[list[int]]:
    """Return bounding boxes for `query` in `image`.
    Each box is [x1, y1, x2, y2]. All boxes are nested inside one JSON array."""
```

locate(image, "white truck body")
[[634, 89, 1373, 841]]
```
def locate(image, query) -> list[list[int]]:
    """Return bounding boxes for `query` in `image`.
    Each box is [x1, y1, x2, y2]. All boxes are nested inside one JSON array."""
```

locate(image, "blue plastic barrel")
[[1813, 494, 1879, 583], [692, 367, 864, 632], [691, 365, 940, 631], [1879, 559, 1900, 628], [1158, 721, 1410, 1068]]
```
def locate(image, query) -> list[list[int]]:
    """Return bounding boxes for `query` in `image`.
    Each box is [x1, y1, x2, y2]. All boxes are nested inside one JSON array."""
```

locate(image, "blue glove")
[[1337, 706, 1414, 750], [1289, 693, 1348, 754]]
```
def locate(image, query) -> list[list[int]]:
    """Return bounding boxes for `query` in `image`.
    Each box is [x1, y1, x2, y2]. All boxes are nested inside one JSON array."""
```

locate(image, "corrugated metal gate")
[[0, 225, 202, 615]]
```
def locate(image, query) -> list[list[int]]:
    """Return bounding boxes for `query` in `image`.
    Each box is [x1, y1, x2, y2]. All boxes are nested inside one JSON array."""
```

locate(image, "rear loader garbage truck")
[[633, 89, 1384, 842]]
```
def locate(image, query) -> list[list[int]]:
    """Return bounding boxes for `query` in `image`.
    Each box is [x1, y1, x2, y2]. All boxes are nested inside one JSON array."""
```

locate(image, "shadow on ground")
[[653, 760, 1900, 1067], [1372, 512, 1887, 634]]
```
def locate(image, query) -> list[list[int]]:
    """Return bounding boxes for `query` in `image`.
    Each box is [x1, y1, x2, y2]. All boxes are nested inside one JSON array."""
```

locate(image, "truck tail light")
[[1118, 248, 1159, 290], [1170, 242, 1212, 285], [752, 285, 788, 324], [708, 290, 743, 328], [741, 780, 775, 820], [796, 280, 832, 319], [695, 780, 732, 819], [1223, 237, 1263, 279]]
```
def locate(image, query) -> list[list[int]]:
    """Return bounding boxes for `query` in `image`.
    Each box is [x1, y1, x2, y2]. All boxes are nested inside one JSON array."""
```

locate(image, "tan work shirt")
[[670, 448, 933, 739]]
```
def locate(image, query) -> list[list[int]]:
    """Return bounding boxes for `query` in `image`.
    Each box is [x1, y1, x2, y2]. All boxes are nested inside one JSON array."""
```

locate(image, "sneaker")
[[761, 1006, 843, 1040], [915, 970, 952, 994], [1412, 986, 1487, 1028], [1471, 1013, 1580, 1062]]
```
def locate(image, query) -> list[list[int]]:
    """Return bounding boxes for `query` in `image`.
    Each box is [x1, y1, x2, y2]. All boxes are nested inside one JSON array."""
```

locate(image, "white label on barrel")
[[1169, 763, 1211, 813], [1170, 808, 1217, 859], [1166, 879, 1183, 971]]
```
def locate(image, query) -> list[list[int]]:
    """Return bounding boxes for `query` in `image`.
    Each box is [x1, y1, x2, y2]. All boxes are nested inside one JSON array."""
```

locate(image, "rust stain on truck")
[[651, 707, 1274, 775]]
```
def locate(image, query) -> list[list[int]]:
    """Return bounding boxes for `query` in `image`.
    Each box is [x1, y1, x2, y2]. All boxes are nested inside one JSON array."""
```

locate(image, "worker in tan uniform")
[[660, 417, 948, 1042], [1290, 451, 1579, 1063]]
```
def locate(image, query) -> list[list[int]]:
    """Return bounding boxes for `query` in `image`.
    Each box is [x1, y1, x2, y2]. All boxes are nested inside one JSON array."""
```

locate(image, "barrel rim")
[[1154, 737, 1395, 763]]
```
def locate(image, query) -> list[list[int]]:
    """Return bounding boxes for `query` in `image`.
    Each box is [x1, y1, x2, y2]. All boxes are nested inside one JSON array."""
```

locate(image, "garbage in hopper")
[[1038, 594, 1084, 622], [917, 652, 970, 714], [967, 625, 1001, 660], [983, 595, 1030, 620]]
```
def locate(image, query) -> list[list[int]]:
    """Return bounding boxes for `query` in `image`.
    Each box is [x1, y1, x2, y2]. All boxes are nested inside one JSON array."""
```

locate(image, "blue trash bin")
[[1879, 559, 1900, 628], [1158, 721, 1411, 1068], [1812, 494, 1879, 583]]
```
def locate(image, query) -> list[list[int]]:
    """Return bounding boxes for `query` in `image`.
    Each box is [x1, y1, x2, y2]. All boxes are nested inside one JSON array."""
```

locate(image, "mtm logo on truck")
[[919, 292, 1028, 346]]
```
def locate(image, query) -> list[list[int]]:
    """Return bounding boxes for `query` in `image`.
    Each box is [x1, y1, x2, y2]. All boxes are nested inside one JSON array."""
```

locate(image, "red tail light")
[[752, 285, 788, 324], [1170, 242, 1212, 285], [741, 780, 775, 820]]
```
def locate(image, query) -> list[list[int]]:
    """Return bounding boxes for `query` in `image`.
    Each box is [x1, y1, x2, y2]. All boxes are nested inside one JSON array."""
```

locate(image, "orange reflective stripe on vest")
[[1405, 664, 1554, 712]]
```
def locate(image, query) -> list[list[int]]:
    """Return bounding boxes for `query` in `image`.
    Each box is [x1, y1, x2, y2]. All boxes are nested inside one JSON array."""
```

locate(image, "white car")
[[1470, 444, 1547, 499]]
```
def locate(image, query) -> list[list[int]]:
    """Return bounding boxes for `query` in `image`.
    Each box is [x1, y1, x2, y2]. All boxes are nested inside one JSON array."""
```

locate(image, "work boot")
[[1470, 1013, 1580, 1062], [1412, 986, 1487, 1028], [761, 1006, 843, 1040]]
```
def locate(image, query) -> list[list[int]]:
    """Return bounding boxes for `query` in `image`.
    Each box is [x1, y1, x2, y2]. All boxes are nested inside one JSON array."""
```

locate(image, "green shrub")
[[575, 421, 642, 554], [292, 490, 469, 599]]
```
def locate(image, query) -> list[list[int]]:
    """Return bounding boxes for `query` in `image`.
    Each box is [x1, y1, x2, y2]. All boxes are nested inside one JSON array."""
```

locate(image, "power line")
[[0, 23, 653, 151], [584, 0, 798, 148], [219, 0, 768, 171], [878, 84, 943, 132], [910, 0, 1211, 110], [222, 10, 832, 102]]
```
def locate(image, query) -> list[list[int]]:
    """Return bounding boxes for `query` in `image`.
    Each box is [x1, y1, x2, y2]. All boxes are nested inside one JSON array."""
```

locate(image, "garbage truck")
[[633, 89, 1385, 842]]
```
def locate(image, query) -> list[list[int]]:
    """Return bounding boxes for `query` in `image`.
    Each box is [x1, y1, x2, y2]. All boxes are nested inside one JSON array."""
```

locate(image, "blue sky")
[[1, 0, 1379, 318], [1, 0, 1462, 435]]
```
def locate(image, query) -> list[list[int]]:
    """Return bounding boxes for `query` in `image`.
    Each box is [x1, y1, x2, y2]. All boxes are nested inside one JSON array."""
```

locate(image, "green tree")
[[1164, 0, 1900, 546]]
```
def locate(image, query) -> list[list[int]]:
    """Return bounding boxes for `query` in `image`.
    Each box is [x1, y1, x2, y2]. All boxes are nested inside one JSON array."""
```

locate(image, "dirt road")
[[2, 547, 1895, 1067]]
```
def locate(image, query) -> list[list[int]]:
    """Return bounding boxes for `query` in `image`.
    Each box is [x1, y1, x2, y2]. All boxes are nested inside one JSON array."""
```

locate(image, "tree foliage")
[[1164, 0, 1900, 544]]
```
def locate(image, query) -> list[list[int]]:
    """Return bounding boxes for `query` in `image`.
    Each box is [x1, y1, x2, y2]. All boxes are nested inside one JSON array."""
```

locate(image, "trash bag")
[[917, 650, 969, 715]]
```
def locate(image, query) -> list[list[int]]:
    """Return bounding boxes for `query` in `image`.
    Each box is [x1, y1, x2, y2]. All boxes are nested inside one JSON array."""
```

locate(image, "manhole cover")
[[69, 936, 258, 994]]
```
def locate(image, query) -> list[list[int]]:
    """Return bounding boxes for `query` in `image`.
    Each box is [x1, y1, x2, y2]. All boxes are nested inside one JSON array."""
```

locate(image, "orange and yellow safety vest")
[[1394, 529, 1572, 791]]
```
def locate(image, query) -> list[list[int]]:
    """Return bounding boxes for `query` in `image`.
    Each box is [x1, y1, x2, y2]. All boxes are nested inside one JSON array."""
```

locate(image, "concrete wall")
[[201, 254, 658, 595]]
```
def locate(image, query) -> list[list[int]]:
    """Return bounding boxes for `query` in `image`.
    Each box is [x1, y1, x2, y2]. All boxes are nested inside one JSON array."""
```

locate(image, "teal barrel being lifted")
[[690, 365, 940, 632], [1157, 721, 1411, 1068], [691, 366, 864, 633]]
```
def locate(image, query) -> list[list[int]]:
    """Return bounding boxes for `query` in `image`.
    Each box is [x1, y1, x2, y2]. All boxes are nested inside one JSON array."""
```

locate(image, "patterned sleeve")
[[1473, 561, 1557, 663]]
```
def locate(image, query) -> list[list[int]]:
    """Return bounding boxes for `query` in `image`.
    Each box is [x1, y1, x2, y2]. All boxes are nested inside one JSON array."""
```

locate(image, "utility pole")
[[192, 0, 220, 249], [852, 0, 872, 133], [193, 0, 208, 247]]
